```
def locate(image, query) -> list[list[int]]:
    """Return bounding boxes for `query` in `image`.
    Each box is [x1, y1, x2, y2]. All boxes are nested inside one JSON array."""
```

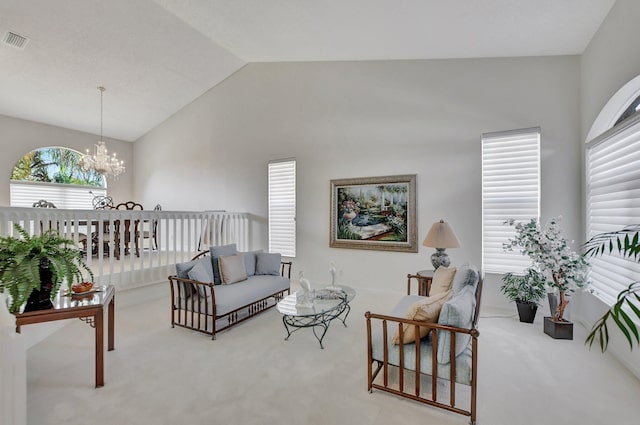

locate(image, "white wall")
[[0, 115, 134, 206], [135, 56, 582, 308], [579, 0, 640, 378]]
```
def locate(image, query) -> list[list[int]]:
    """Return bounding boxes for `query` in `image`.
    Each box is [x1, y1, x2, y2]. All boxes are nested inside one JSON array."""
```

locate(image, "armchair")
[[365, 265, 483, 424]]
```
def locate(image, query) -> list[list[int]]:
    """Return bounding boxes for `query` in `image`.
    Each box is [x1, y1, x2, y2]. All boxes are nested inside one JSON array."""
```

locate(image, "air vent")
[[3, 31, 29, 49]]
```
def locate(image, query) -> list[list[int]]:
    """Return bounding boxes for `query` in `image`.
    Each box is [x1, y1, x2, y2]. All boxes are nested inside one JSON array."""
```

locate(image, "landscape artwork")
[[330, 175, 417, 252]]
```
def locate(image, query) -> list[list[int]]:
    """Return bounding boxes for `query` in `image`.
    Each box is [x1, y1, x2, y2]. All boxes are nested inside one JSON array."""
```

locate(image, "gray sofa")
[[168, 244, 291, 339], [365, 264, 482, 424]]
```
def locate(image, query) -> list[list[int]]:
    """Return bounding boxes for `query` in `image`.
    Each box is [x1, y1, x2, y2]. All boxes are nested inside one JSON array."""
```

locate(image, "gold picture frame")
[[330, 174, 417, 252]]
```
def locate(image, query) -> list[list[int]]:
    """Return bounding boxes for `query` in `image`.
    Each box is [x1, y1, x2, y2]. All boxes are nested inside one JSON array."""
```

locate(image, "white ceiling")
[[0, 0, 616, 142]]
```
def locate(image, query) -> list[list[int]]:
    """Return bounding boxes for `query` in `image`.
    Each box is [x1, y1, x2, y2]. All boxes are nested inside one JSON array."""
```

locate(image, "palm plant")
[[0, 223, 93, 313], [584, 225, 640, 352]]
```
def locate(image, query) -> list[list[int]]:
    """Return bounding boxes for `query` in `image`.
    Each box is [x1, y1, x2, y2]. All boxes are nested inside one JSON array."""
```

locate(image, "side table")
[[409, 269, 434, 296], [15, 285, 115, 388]]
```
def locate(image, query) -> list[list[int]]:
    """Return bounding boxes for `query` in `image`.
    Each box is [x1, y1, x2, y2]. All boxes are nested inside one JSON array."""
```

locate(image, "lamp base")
[[430, 248, 450, 269]]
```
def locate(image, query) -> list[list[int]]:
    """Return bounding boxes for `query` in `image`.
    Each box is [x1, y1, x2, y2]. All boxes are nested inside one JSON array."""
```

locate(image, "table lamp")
[[422, 219, 461, 269]]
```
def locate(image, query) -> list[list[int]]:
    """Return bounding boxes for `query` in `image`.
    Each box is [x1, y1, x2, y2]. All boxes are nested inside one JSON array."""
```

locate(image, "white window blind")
[[482, 127, 540, 274], [10, 181, 105, 209], [586, 113, 640, 305], [268, 159, 296, 257]]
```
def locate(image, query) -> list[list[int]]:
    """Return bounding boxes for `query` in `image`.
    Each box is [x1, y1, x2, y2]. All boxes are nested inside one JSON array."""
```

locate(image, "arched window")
[[586, 79, 640, 305], [613, 94, 640, 127], [10, 147, 107, 209]]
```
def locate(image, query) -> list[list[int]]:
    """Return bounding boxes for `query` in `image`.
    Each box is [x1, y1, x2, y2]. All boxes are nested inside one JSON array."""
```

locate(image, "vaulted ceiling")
[[0, 0, 615, 141]]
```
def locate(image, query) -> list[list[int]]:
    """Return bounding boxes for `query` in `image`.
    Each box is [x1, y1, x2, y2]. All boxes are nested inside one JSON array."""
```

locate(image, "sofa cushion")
[[176, 259, 197, 279], [371, 322, 474, 385], [437, 284, 477, 364], [256, 252, 281, 276], [243, 250, 263, 277], [175, 259, 198, 298], [186, 257, 215, 297], [210, 244, 238, 284], [213, 275, 290, 316], [429, 266, 456, 296], [219, 253, 248, 285], [392, 289, 452, 345], [451, 263, 479, 295]]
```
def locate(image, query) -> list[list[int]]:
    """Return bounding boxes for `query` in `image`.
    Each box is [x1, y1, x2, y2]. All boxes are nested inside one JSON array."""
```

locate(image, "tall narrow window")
[[586, 113, 640, 305], [268, 159, 296, 257], [482, 127, 540, 274]]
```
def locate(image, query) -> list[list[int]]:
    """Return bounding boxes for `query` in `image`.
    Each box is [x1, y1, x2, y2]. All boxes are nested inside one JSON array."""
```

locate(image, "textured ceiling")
[[0, 0, 616, 141]]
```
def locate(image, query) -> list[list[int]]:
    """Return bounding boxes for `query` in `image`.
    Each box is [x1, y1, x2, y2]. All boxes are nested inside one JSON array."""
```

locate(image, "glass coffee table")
[[276, 285, 356, 349]]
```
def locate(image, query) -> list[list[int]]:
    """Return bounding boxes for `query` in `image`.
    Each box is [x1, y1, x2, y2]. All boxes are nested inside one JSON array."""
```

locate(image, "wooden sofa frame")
[[168, 251, 292, 340], [365, 273, 483, 424]]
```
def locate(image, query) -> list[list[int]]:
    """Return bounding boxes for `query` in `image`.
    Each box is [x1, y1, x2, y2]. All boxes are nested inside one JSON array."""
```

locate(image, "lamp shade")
[[422, 220, 461, 249]]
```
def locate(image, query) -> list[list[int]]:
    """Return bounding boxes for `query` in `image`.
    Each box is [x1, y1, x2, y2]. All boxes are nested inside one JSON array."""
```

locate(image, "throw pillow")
[[209, 244, 238, 285], [392, 290, 452, 345], [429, 266, 456, 296], [187, 257, 215, 297], [243, 250, 263, 277], [437, 284, 477, 363], [255, 252, 281, 276], [175, 259, 198, 298], [218, 253, 248, 285], [450, 263, 479, 295]]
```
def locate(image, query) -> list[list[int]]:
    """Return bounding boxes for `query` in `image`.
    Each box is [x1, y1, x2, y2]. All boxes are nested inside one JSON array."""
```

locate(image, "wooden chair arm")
[[406, 273, 431, 296], [365, 311, 479, 336]]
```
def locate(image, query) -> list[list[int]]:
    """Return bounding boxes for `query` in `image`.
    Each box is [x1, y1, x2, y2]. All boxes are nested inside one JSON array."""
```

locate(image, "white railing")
[[0, 208, 251, 291], [0, 292, 26, 425]]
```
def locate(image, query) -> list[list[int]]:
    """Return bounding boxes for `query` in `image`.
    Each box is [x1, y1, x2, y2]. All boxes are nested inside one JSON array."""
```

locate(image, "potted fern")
[[0, 224, 93, 314], [501, 267, 547, 323]]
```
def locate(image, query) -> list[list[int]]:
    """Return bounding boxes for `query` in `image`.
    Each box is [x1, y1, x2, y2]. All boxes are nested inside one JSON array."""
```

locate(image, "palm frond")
[[586, 282, 640, 352], [584, 225, 640, 260]]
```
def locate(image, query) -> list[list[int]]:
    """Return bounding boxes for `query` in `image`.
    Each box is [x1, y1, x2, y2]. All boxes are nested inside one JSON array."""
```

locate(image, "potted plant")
[[504, 217, 589, 339], [0, 223, 93, 314], [500, 267, 547, 323]]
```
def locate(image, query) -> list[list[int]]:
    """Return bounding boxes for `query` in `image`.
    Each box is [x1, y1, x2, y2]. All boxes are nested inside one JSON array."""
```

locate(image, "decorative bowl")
[[71, 281, 94, 294]]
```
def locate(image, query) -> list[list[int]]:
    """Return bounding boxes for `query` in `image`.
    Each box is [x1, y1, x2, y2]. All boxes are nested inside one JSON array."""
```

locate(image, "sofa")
[[365, 264, 482, 424], [168, 244, 292, 339]]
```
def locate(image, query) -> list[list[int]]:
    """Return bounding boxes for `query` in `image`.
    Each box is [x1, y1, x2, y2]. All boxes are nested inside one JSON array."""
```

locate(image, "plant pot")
[[516, 301, 538, 323], [23, 266, 54, 312], [547, 292, 558, 317], [543, 316, 573, 340]]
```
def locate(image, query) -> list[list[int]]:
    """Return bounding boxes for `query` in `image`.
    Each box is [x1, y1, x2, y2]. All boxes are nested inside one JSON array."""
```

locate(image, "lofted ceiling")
[[0, 0, 616, 142]]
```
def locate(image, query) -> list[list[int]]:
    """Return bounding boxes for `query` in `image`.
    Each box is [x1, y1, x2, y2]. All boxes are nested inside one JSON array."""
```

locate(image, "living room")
[[1, 1, 640, 424]]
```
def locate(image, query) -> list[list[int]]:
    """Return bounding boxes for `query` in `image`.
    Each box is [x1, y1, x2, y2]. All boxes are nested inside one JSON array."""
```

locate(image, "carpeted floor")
[[25, 285, 640, 425]]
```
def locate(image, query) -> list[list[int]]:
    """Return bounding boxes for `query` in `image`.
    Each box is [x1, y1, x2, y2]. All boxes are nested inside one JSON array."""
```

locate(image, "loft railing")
[[0, 208, 250, 291]]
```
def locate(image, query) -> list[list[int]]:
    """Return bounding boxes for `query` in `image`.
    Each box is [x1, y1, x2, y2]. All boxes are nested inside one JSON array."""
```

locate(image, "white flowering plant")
[[503, 217, 589, 322]]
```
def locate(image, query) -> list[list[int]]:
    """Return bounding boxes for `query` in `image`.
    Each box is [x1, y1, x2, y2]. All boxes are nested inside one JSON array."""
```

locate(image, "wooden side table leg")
[[108, 296, 115, 351], [95, 309, 104, 388]]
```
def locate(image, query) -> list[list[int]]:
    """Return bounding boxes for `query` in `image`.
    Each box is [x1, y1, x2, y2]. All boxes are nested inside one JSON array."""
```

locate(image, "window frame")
[[268, 158, 296, 257], [481, 127, 541, 274]]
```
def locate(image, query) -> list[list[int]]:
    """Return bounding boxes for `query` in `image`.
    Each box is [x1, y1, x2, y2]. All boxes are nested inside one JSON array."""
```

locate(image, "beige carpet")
[[25, 285, 640, 425]]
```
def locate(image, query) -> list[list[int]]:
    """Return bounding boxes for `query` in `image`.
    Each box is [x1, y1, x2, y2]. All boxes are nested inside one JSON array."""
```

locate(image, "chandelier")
[[80, 86, 125, 179]]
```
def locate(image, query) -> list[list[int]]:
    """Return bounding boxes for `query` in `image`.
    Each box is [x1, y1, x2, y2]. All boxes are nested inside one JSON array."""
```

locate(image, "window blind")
[[268, 159, 296, 257], [10, 181, 106, 209], [482, 127, 540, 274], [586, 113, 640, 305]]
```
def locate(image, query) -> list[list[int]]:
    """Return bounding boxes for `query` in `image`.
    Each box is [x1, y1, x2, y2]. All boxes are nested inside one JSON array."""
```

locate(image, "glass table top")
[[276, 285, 356, 317]]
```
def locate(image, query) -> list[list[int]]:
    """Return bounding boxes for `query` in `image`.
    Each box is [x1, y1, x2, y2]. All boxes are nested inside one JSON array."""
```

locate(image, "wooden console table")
[[15, 285, 115, 388]]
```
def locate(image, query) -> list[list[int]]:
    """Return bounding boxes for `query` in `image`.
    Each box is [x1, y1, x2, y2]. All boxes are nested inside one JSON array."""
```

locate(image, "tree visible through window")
[[12, 147, 103, 186], [10, 147, 106, 209]]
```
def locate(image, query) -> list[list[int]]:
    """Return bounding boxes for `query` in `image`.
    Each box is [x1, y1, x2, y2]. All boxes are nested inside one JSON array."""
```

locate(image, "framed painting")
[[330, 174, 417, 252]]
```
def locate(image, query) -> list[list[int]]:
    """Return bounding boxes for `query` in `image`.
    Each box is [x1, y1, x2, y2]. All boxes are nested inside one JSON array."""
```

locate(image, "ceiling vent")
[[3, 31, 29, 49]]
